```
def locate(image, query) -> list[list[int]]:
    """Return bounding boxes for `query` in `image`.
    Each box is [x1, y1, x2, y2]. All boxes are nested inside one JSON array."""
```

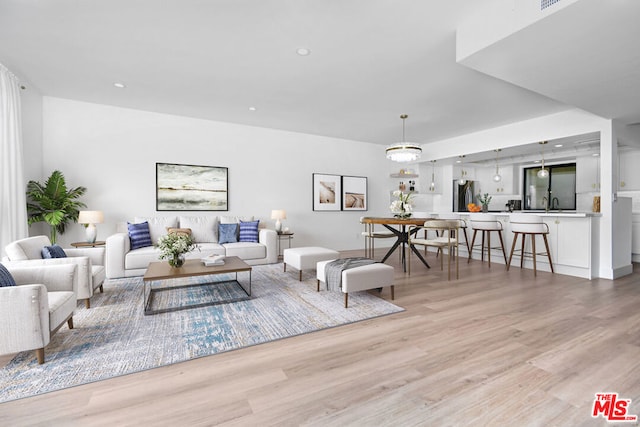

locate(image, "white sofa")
[[106, 215, 278, 278]]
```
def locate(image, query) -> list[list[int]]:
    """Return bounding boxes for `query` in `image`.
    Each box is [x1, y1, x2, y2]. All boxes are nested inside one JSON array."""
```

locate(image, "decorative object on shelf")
[[537, 141, 549, 178], [78, 210, 104, 243], [271, 209, 286, 232], [342, 175, 368, 211], [156, 163, 228, 211], [390, 190, 414, 219], [26, 170, 87, 244], [458, 155, 467, 185], [386, 114, 422, 162], [477, 193, 492, 212], [312, 173, 342, 211], [493, 149, 502, 182], [409, 180, 415, 192], [157, 233, 197, 268], [399, 181, 406, 192], [429, 160, 436, 192]]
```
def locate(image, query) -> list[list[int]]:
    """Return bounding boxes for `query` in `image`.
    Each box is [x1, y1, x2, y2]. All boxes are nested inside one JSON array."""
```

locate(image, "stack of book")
[[202, 254, 225, 266]]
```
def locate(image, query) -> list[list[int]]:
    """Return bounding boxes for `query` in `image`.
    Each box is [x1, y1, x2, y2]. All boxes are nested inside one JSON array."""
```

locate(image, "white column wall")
[[39, 97, 393, 251]]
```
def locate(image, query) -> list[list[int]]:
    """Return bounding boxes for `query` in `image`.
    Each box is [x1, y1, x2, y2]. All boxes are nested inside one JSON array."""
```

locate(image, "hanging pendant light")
[[429, 160, 436, 191], [458, 155, 467, 185], [386, 114, 422, 162], [493, 149, 502, 182], [537, 141, 549, 178]]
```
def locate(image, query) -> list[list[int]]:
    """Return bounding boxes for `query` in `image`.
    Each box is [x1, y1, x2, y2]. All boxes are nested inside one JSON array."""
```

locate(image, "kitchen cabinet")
[[576, 156, 600, 193], [632, 214, 640, 262], [476, 165, 516, 195], [619, 149, 640, 191], [542, 216, 593, 270]]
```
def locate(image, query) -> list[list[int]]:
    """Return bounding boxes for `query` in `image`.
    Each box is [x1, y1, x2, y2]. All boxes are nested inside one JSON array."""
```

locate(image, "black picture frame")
[[156, 162, 228, 211], [342, 175, 368, 211]]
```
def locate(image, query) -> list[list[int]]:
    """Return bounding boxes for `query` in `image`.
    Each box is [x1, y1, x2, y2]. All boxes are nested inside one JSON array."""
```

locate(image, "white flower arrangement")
[[156, 233, 198, 267], [390, 190, 414, 218]]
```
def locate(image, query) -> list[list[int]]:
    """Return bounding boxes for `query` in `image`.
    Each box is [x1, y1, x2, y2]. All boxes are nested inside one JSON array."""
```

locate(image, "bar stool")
[[468, 213, 507, 267], [438, 213, 470, 253], [507, 214, 554, 276], [360, 217, 394, 259]]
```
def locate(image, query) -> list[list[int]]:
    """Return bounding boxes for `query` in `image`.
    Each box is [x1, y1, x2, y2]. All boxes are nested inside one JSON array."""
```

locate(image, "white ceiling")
[[0, 1, 637, 147]]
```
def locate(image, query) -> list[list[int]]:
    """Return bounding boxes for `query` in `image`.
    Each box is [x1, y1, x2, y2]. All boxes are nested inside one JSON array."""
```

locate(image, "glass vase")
[[168, 253, 185, 268]]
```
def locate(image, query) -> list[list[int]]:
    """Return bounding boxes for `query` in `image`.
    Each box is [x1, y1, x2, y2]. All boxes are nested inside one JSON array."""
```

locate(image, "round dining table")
[[360, 216, 432, 272]]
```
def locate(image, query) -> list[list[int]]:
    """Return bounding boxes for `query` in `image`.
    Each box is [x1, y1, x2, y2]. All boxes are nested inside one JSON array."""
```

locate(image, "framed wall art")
[[156, 162, 228, 211], [342, 175, 367, 211], [312, 173, 342, 211]]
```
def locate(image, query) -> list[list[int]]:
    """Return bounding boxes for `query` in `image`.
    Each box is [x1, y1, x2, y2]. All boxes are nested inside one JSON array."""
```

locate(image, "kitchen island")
[[453, 212, 601, 279]]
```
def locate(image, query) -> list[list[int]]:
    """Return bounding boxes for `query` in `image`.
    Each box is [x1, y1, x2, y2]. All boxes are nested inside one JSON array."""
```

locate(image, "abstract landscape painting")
[[342, 175, 367, 210], [156, 163, 228, 211]]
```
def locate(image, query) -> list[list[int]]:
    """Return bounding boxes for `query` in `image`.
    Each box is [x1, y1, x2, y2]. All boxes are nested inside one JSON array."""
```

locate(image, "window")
[[523, 163, 576, 210]]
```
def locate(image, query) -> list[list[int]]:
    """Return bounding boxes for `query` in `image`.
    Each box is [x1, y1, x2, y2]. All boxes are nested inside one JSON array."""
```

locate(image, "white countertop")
[[455, 211, 602, 218]]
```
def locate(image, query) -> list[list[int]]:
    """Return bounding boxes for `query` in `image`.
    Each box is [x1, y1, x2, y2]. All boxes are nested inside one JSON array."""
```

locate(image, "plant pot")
[[168, 254, 185, 268], [482, 205, 488, 213]]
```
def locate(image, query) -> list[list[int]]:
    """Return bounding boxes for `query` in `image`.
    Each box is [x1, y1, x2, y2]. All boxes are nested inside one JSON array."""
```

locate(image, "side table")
[[276, 232, 294, 260], [70, 241, 106, 248]]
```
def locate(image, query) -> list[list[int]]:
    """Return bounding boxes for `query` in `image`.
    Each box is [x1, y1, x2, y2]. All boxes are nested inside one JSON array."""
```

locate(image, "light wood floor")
[[2, 249, 640, 426]]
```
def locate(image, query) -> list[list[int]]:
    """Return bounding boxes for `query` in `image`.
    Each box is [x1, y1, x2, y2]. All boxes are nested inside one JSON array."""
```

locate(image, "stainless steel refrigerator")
[[453, 180, 476, 212]]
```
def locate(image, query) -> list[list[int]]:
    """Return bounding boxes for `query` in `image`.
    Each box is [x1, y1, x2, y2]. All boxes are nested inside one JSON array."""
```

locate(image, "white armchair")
[[4, 236, 106, 308], [0, 263, 77, 364]]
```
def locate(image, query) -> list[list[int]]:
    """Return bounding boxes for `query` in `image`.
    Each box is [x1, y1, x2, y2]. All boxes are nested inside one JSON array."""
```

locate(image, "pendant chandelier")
[[537, 141, 549, 178], [458, 155, 467, 185], [429, 160, 436, 191], [386, 114, 422, 162], [493, 149, 502, 182]]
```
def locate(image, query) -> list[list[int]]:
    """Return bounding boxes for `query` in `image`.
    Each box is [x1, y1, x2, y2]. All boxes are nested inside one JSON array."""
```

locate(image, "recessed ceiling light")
[[534, 160, 541, 163], [555, 144, 563, 148], [113, 82, 126, 88], [455, 160, 461, 164], [592, 153, 600, 157], [296, 48, 311, 56], [248, 106, 257, 111]]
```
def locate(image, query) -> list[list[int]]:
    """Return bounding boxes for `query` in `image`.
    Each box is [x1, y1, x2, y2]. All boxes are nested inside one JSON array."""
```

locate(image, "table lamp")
[[271, 209, 286, 233], [78, 210, 104, 243]]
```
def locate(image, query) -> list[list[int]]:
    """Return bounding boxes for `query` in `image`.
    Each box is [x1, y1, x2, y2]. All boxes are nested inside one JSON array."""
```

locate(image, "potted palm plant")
[[26, 170, 87, 243]]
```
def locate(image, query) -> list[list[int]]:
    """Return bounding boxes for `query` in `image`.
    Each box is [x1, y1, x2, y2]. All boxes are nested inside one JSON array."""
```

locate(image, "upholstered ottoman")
[[316, 259, 395, 308], [283, 247, 340, 281]]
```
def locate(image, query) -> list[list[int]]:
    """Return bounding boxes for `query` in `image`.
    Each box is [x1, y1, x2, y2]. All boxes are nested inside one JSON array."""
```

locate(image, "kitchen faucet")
[[542, 196, 549, 212], [551, 197, 560, 210]]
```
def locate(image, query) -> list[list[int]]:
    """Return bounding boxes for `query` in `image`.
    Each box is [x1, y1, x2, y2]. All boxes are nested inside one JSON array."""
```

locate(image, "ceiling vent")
[[541, 0, 561, 10]]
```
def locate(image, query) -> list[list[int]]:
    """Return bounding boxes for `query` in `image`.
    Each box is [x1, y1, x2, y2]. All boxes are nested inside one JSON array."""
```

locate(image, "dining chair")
[[437, 213, 470, 253], [408, 219, 459, 280], [360, 217, 395, 259]]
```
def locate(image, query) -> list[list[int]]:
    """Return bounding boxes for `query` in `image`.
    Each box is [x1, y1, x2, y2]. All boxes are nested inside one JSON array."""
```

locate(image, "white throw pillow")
[[179, 216, 219, 243], [220, 215, 254, 224]]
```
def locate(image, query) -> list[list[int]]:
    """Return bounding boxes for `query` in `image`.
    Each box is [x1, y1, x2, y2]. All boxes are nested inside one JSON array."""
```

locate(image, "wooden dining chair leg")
[[543, 234, 554, 273], [468, 230, 478, 263], [498, 230, 507, 264], [507, 232, 519, 271], [532, 234, 537, 276], [487, 230, 491, 267]]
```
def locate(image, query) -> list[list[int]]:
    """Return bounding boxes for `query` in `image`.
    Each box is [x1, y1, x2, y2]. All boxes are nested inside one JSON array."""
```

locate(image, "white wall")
[[39, 97, 393, 251]]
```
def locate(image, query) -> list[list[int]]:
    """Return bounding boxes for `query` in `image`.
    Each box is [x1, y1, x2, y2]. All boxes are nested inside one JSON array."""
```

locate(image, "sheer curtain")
[[0, 63, 28, 258]]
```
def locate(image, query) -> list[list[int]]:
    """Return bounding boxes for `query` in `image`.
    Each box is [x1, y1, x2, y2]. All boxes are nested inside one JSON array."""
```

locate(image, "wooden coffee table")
[[142, 256, 252, 315]]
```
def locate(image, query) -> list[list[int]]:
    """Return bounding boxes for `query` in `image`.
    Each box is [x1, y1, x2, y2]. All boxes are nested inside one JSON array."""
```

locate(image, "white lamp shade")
[[78, 210, 104, 224], [270, 210, 286, 220]]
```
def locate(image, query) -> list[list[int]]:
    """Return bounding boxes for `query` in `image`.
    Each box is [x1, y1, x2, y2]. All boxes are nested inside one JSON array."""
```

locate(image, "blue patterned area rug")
[[0, 262, 403, 403]]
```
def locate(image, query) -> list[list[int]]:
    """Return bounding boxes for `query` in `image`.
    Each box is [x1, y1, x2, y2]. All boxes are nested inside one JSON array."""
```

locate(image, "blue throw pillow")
[[239, 220, 260, 243], [0, 263, 17, 287], [128, 221, 153, 249], [218, 223, 238, 244], [41, 244, 67, 259]]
